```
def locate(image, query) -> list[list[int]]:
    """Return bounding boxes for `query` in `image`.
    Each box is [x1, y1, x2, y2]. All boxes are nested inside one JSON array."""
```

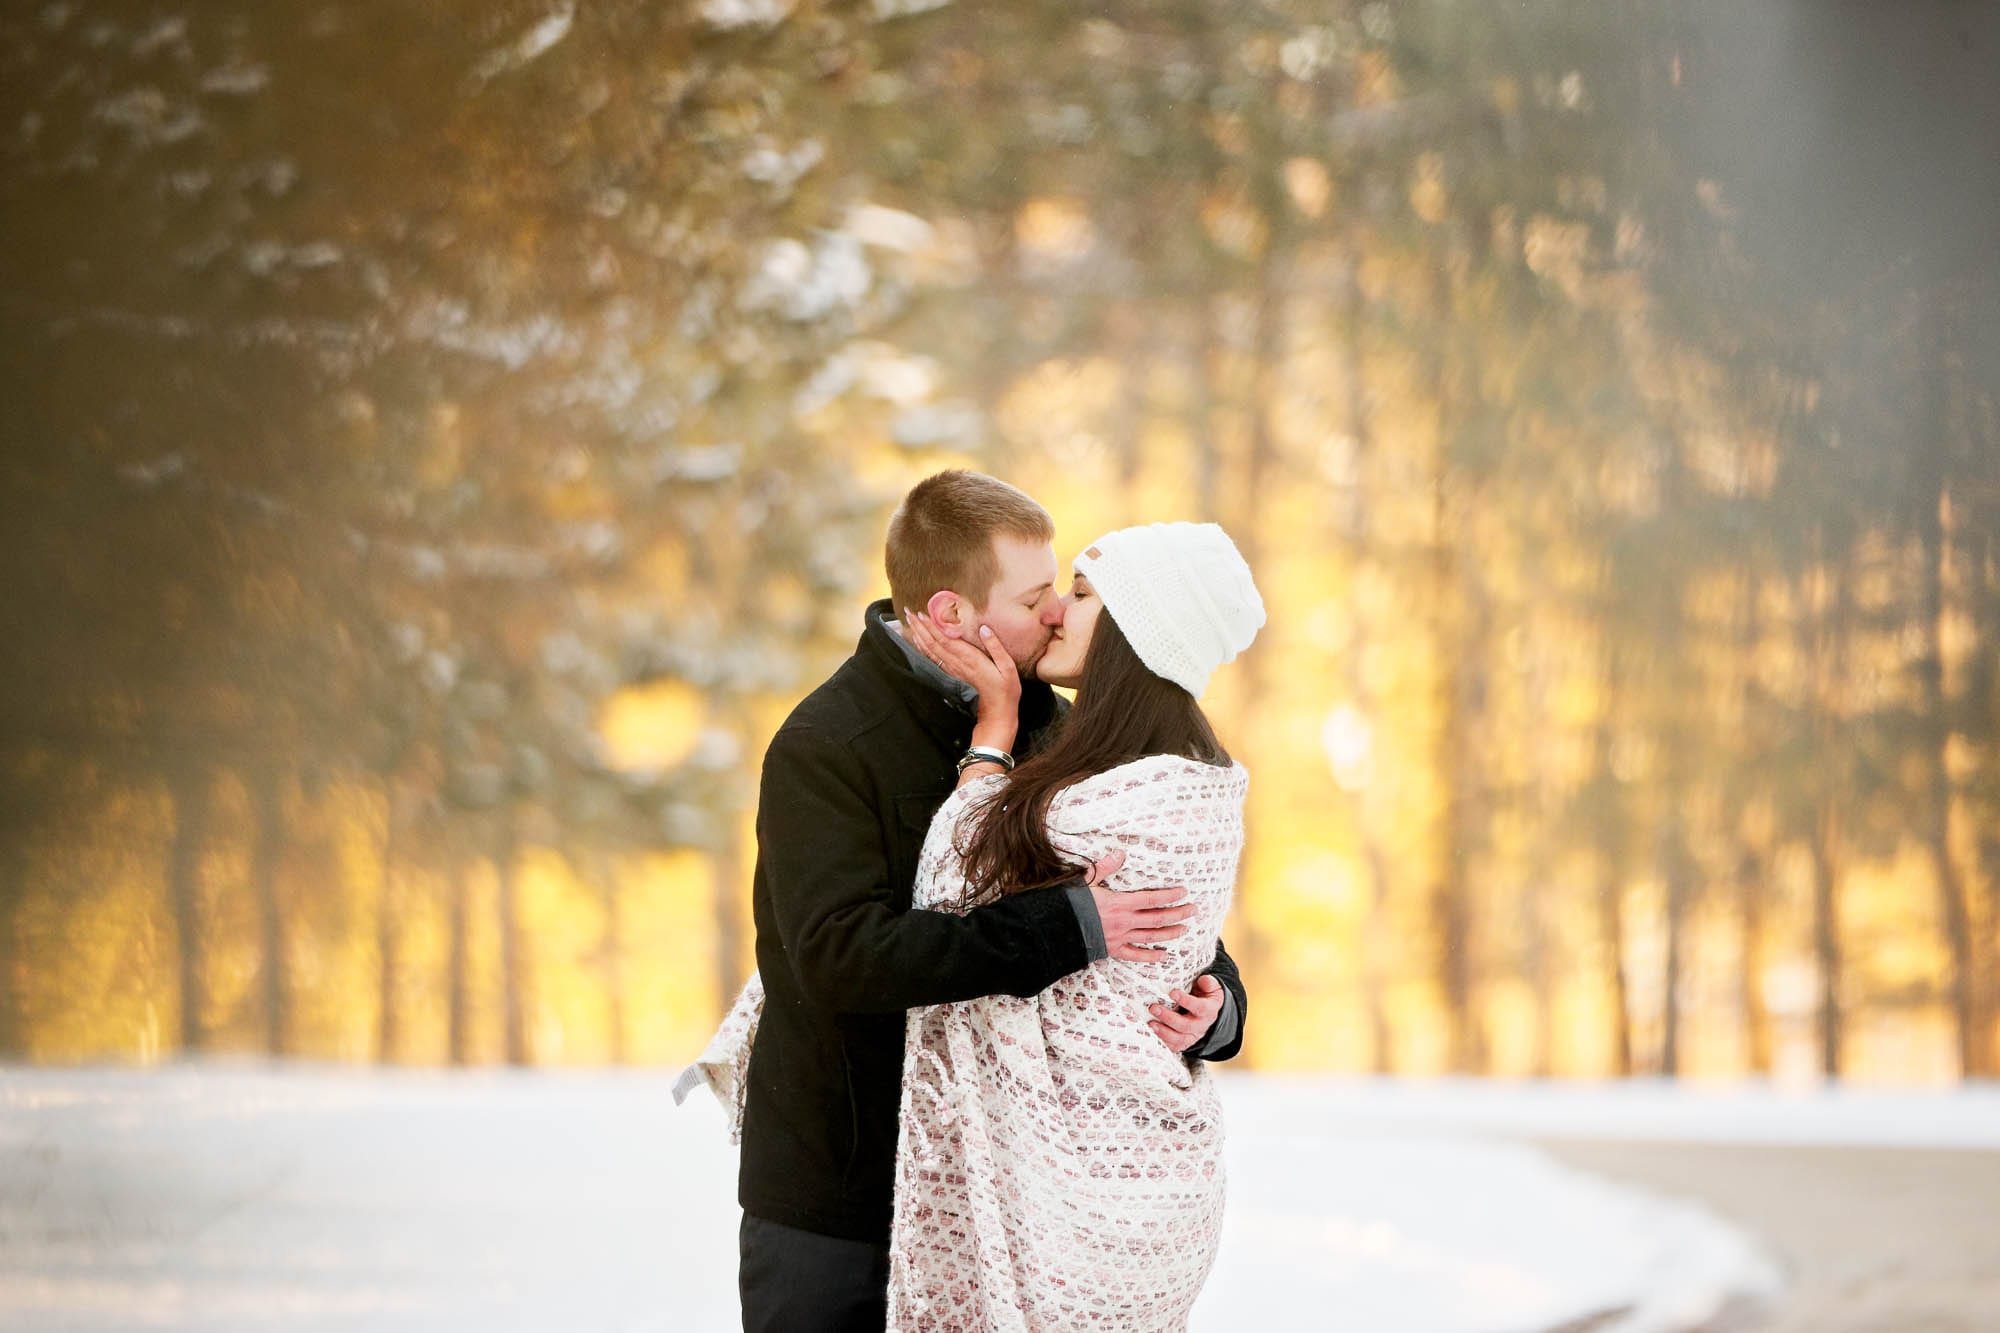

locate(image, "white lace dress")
[[888, 754, 1246, 1333], [676, 754, 1248, 1332]]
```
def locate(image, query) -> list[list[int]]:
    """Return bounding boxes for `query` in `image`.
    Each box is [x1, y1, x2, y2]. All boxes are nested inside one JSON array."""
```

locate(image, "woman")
[[888, 520, 1262, 1332], [682, 520, 1263, 1331]]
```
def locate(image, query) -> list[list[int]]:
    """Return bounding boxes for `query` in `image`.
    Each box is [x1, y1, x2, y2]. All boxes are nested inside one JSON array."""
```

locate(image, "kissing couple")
[[678, 469, 1266, 1332]]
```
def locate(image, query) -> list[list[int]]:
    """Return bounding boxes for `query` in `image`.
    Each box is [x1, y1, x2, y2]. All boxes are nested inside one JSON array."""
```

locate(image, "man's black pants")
[[739, 1212, 890, 1333]]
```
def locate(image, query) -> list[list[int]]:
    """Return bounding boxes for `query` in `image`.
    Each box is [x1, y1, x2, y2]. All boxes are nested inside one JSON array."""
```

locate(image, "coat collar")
[[876, 609, 980, 710], [855, 598, 1060, 752]]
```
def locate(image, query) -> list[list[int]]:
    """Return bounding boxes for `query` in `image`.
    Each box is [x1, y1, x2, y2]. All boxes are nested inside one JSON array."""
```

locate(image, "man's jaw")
[[1014, 636, 1053, 679]]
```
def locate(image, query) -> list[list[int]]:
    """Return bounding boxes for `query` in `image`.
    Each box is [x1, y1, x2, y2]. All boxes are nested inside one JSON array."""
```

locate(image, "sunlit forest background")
[[4, 0, 1995, 1087]]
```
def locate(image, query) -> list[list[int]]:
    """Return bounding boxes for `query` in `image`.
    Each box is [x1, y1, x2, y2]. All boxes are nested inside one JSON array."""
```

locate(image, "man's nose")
[[1044, 595, 1069, 627]]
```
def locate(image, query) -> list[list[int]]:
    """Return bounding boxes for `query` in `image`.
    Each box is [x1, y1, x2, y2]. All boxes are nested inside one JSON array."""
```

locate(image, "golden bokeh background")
[[4, 0, 1995, 1086]]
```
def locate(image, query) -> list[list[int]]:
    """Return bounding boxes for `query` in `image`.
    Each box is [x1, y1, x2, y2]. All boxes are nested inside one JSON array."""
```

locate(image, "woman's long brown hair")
[[956, 607, 1230, 899]]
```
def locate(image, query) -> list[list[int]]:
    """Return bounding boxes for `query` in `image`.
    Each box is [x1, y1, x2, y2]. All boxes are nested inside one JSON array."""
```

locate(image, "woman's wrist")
[[954, 725, 1016, 790], [970, 719, 1016, 753]]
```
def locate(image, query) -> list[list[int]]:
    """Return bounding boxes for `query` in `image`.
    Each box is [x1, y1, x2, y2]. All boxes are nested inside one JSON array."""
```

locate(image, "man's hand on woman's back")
[[1089, 886, 1195, 960], [1081, 849, 1196, 962]]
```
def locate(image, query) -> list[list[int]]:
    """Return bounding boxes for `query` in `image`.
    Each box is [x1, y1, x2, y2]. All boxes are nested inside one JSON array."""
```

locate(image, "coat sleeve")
[[758, 724, 1091, 1014]]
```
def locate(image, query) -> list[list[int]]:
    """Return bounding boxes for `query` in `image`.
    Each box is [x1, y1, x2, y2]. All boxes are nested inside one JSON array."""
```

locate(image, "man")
[[738, 470, 1249, 1331]]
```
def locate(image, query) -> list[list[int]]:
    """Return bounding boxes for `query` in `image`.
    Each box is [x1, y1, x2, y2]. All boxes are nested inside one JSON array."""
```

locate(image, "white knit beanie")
[[1072, 522, 1266, 697]]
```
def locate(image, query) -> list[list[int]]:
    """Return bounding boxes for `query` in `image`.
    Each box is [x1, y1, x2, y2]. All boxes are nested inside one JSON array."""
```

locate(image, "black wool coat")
[[738, 599, 1247, 1244]]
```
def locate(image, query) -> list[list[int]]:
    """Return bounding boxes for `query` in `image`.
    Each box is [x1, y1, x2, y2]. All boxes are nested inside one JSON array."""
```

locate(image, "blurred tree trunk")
[[494, 811, 530, 1066], [1425, 257, 1486, 1072], [1525, 865, 1556, 1078], [446, 844, 472, 1067], [1191, 298, 1223, 522], [0, 761, 36, 1058], [1656, 611, 1694, 1080], [1734, 572, 1774, 1075], [710, 829, 746, 1023], [1431, 462, 1477, 1073], [251, 767, 290, 1056], [1983, 813, 2000, 1077], [1517, 756, 1558, 1078], [168, 763, 213, 1054], [1110, 302, 1146, 528], [1180, 0, 1225, 523], [1809, 799, 1844, 1081], [1658, 812, 1692, 1078], [1522, 577, 1561, 1079], [0, 908, 19, 1059], [1913, 295, 1979, 1079], [1971, 376, 2000, 1076], [1736, 831, 1775, 1074], [594, 850, 629, 1066], [707, 692, 750, 1021], [1593, 642, 1635, 1078], [1807, 532, 1850, 1081], [1653, 396, 1701, 1081], [1223, 178, 1291, 1014], [1335, 240, 1397, 1075], [0, 819, 26, 1059], [1979, 517, 2000, 1076], [1458, 558, 1495, 1074], [1361, 815, 1397, 1074], [374, 780, 417, 1065]]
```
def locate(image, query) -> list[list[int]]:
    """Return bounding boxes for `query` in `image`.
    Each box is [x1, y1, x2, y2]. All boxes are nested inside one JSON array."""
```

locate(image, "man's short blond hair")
[[885, 470, 1055, 616]]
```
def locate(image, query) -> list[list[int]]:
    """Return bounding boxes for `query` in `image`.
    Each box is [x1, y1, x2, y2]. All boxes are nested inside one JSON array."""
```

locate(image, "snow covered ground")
[[4, 1065, 1993, 1332], [1221, 1073, 2000, 1150]]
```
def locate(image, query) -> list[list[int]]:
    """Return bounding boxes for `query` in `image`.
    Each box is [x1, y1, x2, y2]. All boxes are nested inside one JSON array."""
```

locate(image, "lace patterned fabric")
[[672, 969, 761, 1141], [678, 753, 1247, 1330], [888, 754, 1246, 1332]]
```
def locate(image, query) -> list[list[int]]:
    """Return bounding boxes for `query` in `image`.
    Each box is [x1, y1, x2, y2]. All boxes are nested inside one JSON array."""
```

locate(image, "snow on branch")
[[473, 3, 577, 83]]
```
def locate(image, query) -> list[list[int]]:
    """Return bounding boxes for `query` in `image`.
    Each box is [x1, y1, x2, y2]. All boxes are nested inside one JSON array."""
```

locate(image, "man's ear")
[[924, 589, 967, 636]]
